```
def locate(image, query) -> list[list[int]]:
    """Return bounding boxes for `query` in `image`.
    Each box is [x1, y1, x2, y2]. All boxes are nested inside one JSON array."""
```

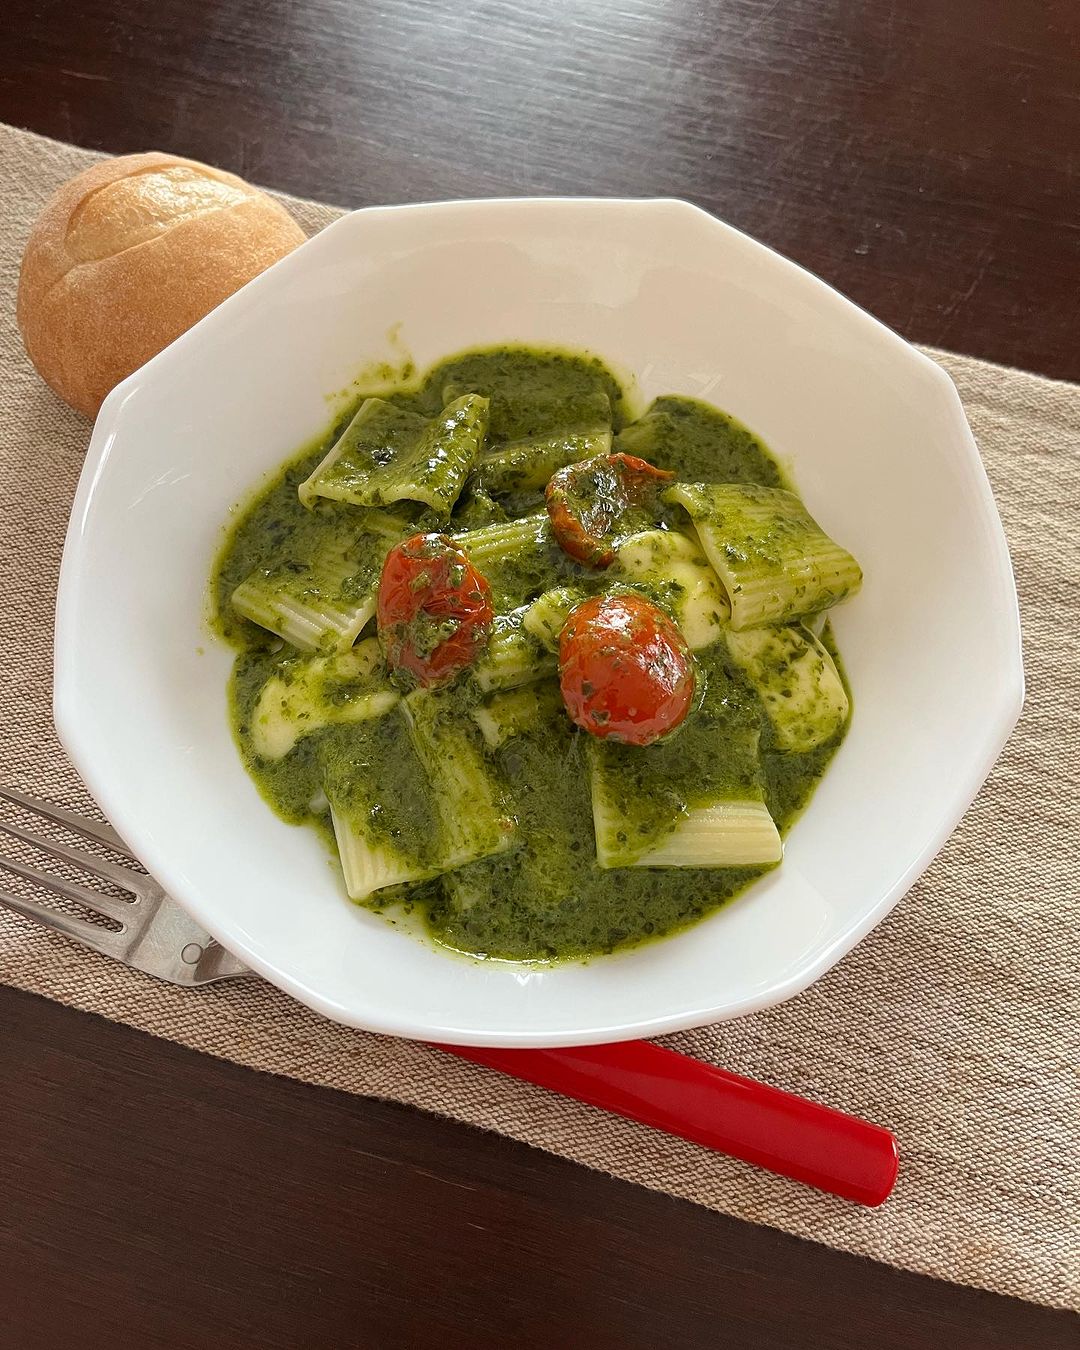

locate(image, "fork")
[[0, 783, 251, 985], [0, 782, 899, 1205]]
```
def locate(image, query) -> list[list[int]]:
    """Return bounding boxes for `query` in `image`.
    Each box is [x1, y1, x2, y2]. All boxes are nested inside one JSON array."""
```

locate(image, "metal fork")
[[0, 784, 253, 986]]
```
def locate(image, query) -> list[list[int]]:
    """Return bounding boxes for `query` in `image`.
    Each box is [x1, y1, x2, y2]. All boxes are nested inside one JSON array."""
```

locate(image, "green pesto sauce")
[[617, 396, 786, 489], [212, 345, 852, 962], [320, 714, 445, 867]]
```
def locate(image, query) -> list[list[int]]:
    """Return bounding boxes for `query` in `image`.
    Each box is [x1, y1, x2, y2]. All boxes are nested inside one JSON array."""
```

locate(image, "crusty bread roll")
[[17, 152, 306, 417]]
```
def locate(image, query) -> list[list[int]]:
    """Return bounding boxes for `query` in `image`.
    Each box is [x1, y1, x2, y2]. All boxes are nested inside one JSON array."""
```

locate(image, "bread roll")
[[17, 152, 306, 417]]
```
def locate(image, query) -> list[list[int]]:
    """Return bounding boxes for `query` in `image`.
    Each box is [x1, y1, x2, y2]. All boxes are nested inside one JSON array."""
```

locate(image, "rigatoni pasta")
[[300, 394, 488, 514], [663, 482, 862, 629], [213, 345, 861, 962], [230, 534, 379, 653]]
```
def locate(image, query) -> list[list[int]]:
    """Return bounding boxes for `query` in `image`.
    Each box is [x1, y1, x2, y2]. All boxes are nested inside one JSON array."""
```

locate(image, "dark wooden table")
[[2, 3, 1077, 1346]]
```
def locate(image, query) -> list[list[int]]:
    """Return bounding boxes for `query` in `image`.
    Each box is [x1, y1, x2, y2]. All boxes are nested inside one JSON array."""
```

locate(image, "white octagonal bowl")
[[54, 199, 1022, 1046]]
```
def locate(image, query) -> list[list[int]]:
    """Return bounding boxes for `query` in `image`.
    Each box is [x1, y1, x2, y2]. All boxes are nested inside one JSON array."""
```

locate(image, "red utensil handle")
[[435, 1039, 898, 1207]]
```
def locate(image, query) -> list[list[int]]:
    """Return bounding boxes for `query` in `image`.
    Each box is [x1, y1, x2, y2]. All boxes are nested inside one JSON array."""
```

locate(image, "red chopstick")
[[435, 1038, 898, 1206]]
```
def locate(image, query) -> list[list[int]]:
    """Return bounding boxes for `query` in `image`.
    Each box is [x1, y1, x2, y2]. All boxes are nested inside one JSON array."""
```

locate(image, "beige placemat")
[[1, 122, 1077, 1311]]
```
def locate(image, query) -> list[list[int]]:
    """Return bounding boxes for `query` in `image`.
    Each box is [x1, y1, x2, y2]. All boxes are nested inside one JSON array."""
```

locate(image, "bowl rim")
[[53, 196, 1025, 1046]]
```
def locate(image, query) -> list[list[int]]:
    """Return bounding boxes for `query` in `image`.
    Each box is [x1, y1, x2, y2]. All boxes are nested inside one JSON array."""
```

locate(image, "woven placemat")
[[1, 123, 1076, 1312]]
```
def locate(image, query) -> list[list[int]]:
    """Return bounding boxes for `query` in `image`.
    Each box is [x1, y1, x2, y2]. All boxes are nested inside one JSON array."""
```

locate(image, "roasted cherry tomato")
[[377, 533, 493, 688], [545, 453, 675, 567], [558, 594, 695, 746]]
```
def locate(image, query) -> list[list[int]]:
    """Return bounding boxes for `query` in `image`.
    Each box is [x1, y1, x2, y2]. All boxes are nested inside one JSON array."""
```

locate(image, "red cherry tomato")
[[377, 533, 493, 688], [545, 453, 675, 567], [558, 594, 695, 746]]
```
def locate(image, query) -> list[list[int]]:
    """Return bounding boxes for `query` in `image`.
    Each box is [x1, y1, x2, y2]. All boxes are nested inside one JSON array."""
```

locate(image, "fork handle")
[[435, 1039, 898, 1206]]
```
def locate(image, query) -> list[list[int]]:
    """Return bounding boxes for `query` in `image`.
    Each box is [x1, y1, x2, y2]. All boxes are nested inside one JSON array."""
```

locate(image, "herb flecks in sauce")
[[212, 346, 854, 962]]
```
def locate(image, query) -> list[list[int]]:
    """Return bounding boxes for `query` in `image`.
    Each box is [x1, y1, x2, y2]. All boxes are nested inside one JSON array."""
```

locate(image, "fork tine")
[[0, 817, 149, 896], [0, 784, 135, 859], [0, 853, 135, 925], [0, 884, 125, 955]]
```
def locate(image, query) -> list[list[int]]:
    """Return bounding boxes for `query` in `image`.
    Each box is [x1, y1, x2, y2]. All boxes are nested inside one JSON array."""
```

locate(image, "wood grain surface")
[[2, 989, 1075, 1350], [2, 1, 1077, 1346]]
